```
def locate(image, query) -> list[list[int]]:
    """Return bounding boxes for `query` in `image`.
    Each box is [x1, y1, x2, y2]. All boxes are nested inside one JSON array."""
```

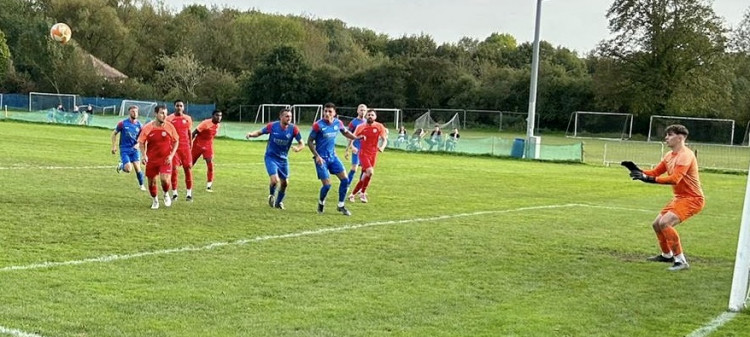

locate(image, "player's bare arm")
[[111, 129, 120, 154], [167, 139, 179, 165], [307, 135, 323, 164], [378, 134, 388, 152], [246, 130, 262, 139], [139, 141, 147, 164], [292, 139, 305, 152]]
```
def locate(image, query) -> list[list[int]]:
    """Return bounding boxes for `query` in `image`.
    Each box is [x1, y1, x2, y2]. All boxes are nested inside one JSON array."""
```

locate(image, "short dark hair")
[[212, 110, 222, 116], [154, 105, 167, 113], [665, 124, 689, 136], [174, 100, 184, 106], [279, 107, 291, 116], [324, 102, 336, 110]]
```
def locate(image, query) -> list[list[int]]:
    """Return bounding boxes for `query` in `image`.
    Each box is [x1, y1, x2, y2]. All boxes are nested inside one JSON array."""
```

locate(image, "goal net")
[[119, 100, 158, 120], [729, 168, 750, 312], [372, 108, 401, 129], [414, 110, 461, 132], [29, 92, 79, 112], [648, 115, 735, 145], [565, 111, 633, 140], [292, 104, 323, 125], [255, 104, 291, 125]]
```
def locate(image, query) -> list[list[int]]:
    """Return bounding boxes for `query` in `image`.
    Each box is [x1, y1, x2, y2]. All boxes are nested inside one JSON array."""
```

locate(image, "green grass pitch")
[[0, 120, 748, 337]]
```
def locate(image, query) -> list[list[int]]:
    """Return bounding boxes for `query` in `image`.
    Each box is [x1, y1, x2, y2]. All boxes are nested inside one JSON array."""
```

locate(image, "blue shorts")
[[350, 152, 360, 165], [120, 147, 141, 164], [265, 156, 289, 180], [314, 156, 345, 180]]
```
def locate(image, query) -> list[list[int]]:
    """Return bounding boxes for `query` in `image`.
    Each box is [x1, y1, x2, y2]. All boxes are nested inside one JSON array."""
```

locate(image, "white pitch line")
[[0, 163, 261, 170], [0, 203, 581, 273], [686, 311, 738, 337], [0, 326, 44, 337]]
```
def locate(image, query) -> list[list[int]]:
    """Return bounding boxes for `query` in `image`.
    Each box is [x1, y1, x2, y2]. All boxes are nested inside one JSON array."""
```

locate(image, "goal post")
[[565, 111, 633, 140], [729, 166, 750, 312], [414, 110, 460, 132], [291, 104, 323, 125], [29, 92, 79, 112], [648, 115, 735, 145], [371, 108, 401, 129], [119, 100, 158, 119], [255, 104, 291, 125]]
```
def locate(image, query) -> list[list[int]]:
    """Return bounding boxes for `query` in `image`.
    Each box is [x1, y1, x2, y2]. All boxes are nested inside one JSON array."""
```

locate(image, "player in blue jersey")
[[111, 105, 146, 190], [308, 102, 362, 216], [246, 108, 305, 210], [344, 104, 368, 193]]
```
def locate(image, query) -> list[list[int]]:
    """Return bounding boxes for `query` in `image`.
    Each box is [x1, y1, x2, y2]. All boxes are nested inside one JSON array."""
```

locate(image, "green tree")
[[155, 50, 206, 101], [243, 45, 312, 104], [597, 0, 728, 116], [0, 29, 10, 83]]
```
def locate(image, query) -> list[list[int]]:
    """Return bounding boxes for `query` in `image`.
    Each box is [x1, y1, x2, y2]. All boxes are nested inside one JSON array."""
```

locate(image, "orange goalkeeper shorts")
[[660, 196, 705, 222]]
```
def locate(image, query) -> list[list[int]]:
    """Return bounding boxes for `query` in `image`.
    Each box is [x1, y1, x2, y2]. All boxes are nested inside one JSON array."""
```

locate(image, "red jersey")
[[166, 113, 193, 148], [354, 122, 388, 156], [138, 121, 179, 161], [193, 119, 220, 146]]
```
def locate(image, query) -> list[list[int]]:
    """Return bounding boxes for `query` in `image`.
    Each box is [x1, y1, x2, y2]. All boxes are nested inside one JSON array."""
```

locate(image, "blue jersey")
[[348, 118, 366, 148], [116, 119, 142, 149], [260, 121, 302, 160], [310, 118, 347, 158]]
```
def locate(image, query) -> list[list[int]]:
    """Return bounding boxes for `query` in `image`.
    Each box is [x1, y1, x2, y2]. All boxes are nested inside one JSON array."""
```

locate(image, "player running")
[[165, 99, 194, 202], [308, 103, 361, 216], [246, 108, 305, 210], [348, 109, 388, 203], [191, 110, 222, 192], [137, 105, 179, 209], [345, 104, 368, 191], [111, 105, 146, 190]]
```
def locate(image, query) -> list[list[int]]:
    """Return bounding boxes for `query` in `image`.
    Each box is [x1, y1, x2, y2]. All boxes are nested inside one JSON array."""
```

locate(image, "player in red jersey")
[[165, 99, 194, 202], [138, 105, 180, 209], [348, 109, 388, 203], [191, 110, 222, 192]]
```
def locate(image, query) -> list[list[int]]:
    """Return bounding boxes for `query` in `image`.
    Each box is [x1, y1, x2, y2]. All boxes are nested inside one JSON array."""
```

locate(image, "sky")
[[162, 0, 748, 54]]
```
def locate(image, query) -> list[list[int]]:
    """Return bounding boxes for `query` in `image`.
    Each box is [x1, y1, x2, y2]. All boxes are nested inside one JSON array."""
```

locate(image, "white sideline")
[[0, 326, 44, 337], [0, 163, 258, 170], [686, 312, 738, 337], [0, 204, 581, 273]]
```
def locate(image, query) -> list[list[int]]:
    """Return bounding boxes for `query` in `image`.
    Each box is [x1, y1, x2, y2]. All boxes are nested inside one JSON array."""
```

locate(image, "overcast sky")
[[162, 0, 748, 54]]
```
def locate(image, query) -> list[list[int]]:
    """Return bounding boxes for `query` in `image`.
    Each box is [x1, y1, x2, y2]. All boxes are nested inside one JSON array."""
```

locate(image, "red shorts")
[[145, 160, 173, 179], [172, 145, 192, 168], [359, 153, 378, 170], [191, 143, 214, 162], [661, 197, 704, 222]]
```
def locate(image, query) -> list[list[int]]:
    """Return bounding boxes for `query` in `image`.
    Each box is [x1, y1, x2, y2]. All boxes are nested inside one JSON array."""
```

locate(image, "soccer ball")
[[50, 23, 72, 44]]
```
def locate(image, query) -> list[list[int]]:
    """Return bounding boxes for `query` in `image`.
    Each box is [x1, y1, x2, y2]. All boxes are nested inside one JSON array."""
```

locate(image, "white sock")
[[172, 190, 178, 196], [153, 197, 158, 202], [662, 252, 673, 258], [187, 189, 192, 197], [338, 201, 345, 207], [207, 182, 213, 188], [675, 253, 687, 264]]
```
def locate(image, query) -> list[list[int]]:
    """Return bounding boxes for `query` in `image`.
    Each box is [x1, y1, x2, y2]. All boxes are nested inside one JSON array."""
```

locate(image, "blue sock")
[[338, 177, 350, 203], [319, 184, 331, 203], [270, 183, 277, 196], [347, 170, 356, 184], [136, 171, 144, 186], [277, 190, 286, 205]]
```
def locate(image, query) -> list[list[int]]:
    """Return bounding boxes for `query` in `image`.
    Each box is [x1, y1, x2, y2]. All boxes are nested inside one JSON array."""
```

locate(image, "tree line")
[[0, 0, 748, 135]]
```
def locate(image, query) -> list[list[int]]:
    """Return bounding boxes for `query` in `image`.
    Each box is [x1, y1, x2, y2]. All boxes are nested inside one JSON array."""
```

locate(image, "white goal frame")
[[372, 108, 401, 129], [648, 115, 735, 144], [566, 111, 633, 140], [291, 104, 323, 125], [255, 104, 291, 124], [29, 92, 79, 112], [119, 100, 158, 117], [729, 165, 750, 312]]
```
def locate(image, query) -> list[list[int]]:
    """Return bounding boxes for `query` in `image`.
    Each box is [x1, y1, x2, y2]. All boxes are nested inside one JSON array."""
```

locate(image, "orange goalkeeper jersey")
[[643, 147, 704, 199]]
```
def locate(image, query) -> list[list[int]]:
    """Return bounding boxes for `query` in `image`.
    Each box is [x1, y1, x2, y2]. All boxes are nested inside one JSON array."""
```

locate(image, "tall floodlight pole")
[[526, 0, 543, 155]]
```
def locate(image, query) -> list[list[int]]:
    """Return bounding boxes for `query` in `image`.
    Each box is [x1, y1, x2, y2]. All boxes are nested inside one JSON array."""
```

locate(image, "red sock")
[[148, 180, 157, 197], [171, 170, 178, 190], [360, 175, 372, 193], [184, 166, 193, 189], [661, 227, 683, 256], [655, 230, 670, 254], [207, 161, 214, 183], [352, 180, 364, 195], [161, 180, 170, 193]]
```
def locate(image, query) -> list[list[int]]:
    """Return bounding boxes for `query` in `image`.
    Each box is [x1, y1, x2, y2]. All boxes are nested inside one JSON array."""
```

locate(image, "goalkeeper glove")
[[630, 170, 656, 183], [620, 161, 641, 172]]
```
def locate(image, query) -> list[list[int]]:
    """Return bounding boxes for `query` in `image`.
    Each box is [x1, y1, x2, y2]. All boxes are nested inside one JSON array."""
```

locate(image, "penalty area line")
[[0, 203, 582, 273], [686, 311, 738, 337], [0, 325, 44, 337]]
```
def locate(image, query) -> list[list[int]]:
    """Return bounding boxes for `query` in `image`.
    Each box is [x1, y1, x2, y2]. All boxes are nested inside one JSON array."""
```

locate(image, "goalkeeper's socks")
[[674, 253, 687, 264]]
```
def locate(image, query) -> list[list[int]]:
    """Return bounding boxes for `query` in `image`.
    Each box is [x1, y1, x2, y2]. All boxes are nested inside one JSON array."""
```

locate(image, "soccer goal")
[[255, 104, 291, 125], [415, 110, 461, 132], [119, 100, 158, 119], [29, 92, 79, 112], [372, 108, 401, 129], [565, 111, 633, 140], [292, 104, 323, 125], [648, 115, 735, 145]]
